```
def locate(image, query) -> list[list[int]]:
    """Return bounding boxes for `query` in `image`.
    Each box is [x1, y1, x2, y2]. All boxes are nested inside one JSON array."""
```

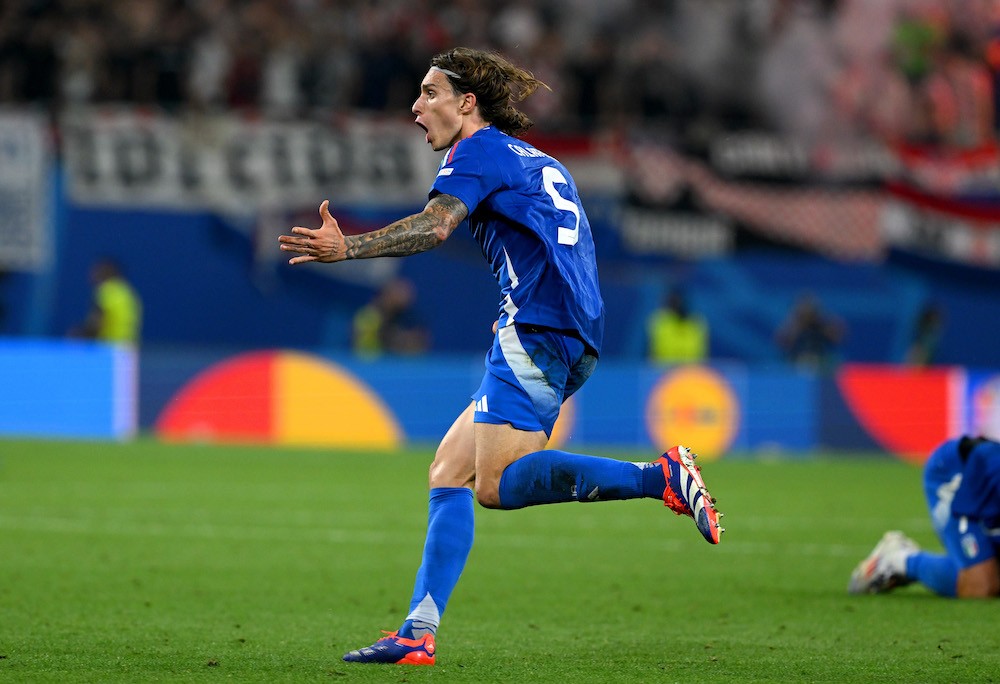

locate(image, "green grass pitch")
[[1, 439, 998, 683]]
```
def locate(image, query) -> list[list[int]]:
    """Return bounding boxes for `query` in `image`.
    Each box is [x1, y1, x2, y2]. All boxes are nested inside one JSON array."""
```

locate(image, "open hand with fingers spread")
[[278, 200, 346, 264]]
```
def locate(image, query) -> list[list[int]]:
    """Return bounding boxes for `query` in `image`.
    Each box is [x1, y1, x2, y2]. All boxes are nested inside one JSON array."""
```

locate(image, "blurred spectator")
[[776, 292, 844, 371], [12, 2, 59, 105], [984, 26, 1000, 137], [906, 302, 945, 366], [622, 26, 700, 135], [352, 277, 429, 357], [757, 0, 842, 143], [830, 47, 916, 146], [491, 0, 546, 55], [153, 1, 196, 109], [920, 32, 995, 148], [299, 2, 359, 112], [564, 33, 619, 131], [59, 11, 104, 106], [70, 257, 143, 345], [892, 4, 944, 86], [647, 287, 708, 365], [826, 0, 915, 145], [673, 0, 767, 131]]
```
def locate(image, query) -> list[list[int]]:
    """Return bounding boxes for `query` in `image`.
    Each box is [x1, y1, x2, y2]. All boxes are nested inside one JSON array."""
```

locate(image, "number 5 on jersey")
[[542, 166, 580, 246]]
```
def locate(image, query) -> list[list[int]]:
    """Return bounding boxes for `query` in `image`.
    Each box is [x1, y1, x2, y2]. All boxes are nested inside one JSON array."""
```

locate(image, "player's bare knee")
[[428, 455, 473, 489], [473, 475, 502, 508]]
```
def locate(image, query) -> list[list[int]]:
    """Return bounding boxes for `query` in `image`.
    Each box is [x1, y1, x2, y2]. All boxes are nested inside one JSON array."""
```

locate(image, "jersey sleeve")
[[430, 138, 502, 215]]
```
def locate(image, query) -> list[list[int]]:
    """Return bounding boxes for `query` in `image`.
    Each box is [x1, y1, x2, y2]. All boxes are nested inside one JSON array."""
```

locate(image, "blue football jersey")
[[430, 126, 605, 355], [951, 437, 1000, 523]]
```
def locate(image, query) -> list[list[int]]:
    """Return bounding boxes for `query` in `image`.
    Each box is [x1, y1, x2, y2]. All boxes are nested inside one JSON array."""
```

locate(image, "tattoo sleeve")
[[343, 194, 468, 259]]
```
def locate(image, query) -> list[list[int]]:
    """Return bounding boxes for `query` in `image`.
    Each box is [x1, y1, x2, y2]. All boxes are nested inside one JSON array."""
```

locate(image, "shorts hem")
[[473, 410, 546, 435]]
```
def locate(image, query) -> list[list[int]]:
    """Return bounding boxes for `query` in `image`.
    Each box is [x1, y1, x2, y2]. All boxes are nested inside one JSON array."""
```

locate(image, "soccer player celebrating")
[[279, 47, 724, 665], [849, 435, 1000, 598]]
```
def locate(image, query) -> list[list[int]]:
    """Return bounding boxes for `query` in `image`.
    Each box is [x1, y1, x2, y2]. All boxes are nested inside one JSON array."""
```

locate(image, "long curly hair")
[[429, 47, 550, 136]]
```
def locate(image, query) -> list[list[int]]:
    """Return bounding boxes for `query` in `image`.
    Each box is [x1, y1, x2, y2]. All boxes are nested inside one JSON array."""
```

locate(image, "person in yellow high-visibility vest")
[[647, 288, 707, 364], [74, 258, 142, 345]]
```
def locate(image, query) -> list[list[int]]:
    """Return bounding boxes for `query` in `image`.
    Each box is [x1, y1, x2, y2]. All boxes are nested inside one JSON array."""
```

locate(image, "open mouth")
[[415, 121, 429, 143]]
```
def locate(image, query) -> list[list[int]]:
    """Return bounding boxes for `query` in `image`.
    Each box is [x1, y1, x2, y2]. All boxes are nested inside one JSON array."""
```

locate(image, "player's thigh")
[[956, 556, 1000, 598], [429, 403, 477, 489]]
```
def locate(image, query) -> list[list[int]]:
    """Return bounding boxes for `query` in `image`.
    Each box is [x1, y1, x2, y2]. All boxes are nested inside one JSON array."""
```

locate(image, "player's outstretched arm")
[[279, 195, 468, 265]]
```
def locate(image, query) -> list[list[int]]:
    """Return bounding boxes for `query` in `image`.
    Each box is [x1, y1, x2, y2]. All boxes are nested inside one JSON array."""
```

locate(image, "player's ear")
[[459, 92, 477, 114]]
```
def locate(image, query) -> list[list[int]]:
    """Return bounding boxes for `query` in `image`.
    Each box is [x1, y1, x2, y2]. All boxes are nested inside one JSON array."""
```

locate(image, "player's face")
[[412, 69, 464, 151]]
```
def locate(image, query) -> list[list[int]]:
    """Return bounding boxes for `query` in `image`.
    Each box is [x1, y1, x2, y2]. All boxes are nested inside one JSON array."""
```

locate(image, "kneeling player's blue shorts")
[[472, 323, 598, 437], [923, 440, 1000, 569]]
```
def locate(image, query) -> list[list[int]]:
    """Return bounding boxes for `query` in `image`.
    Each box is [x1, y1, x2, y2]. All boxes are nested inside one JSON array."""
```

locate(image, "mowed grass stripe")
[[0, 513, 932, 560]]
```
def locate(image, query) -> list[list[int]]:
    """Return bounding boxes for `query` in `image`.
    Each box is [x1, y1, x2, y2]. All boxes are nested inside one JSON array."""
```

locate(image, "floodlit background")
[[2, 0, 1000, 457]]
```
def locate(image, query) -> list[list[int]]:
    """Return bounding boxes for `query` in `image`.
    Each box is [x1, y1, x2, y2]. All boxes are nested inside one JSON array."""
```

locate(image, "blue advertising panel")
[[0, 338, 136, 439]]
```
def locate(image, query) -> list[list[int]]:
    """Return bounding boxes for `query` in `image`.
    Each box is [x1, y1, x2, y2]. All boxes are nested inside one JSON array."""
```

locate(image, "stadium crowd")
[[2, 0, 1000, 147]]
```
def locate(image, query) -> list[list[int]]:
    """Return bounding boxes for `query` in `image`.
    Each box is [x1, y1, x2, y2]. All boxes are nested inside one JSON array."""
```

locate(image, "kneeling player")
[[849, 436, 1000, 598]]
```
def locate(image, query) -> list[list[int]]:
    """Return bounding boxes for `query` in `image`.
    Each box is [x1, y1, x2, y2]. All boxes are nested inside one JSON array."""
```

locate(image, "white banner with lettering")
[[61, 109, 442, 213]]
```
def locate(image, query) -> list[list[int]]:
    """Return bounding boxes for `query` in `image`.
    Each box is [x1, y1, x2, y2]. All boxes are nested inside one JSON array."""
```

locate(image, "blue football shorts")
[[472, 323, 598, 437], [923, 442, 1000, 569]]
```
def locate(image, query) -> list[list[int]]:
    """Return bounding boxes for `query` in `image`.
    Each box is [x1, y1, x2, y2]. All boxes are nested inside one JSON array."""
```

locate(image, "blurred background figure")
[[352, 277, 429, 357], [70, 257, 142, 346], [906, 301, 945, 366], [776, 292, 844, 371], [646, 287, 708, 365]]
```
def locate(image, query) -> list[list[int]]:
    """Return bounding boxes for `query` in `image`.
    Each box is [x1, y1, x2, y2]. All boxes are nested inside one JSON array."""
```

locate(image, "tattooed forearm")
[[344, 216, 441, 258], [344, 194, 468, 259]]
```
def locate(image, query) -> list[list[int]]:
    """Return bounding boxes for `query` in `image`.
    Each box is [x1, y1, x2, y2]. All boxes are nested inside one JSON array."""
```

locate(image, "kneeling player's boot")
[[848, 531, 920, 595], [655, 445, 724, 544], [342, 630, 436, 665]]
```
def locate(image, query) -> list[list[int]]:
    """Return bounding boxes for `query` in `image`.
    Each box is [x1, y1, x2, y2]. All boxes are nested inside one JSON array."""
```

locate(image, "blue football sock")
[[397, 487, 475, 638], [906, 551, 958, 598], [497, 449, 646, 509], [642, 459, 668, 498]]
